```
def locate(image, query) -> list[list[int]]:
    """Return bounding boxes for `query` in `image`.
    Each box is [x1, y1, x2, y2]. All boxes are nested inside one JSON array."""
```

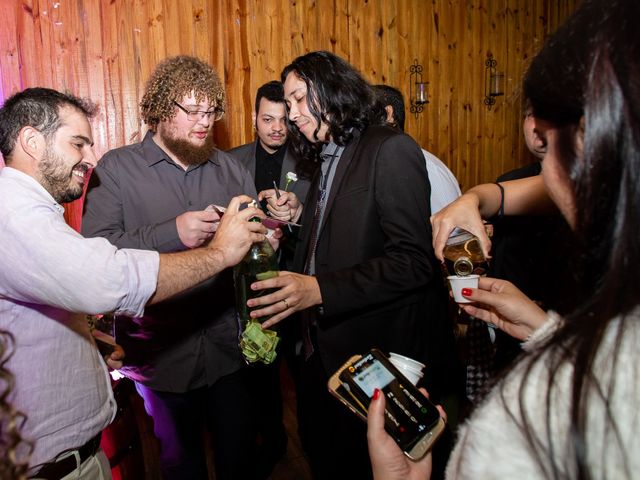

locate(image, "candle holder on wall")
[[409, 59, 428, 118], [484, 53, 504, 110]]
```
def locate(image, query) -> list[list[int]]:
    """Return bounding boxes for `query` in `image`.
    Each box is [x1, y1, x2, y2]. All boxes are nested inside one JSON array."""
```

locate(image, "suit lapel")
[[248, 141, 258, 178], [317, 131, 361, 235], [279, 146, 294, 188]]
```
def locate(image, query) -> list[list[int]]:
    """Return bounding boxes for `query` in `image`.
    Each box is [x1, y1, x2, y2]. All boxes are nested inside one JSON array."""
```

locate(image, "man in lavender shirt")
[[0, 87, 265, 479]]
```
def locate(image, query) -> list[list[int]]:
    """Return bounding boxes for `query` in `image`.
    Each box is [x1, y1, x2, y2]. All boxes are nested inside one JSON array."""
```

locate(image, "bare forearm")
[[464, 183, 502, 218], [149, 247, 226, 305]]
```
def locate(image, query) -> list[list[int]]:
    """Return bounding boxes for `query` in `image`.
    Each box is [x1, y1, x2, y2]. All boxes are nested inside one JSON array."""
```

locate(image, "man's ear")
[[252, 111, 257, 129], [18, 126, 45, 158], [384, 105, 395, 125]]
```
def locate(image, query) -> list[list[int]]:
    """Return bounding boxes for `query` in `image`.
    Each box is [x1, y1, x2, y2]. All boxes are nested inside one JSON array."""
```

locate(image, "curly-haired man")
[[82, 56, 258, 479]]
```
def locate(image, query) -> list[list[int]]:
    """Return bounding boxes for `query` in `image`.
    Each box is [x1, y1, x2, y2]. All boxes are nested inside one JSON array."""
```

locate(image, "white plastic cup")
[[389, 357, 422, 376], [447, 274, 479, 303], [392, 363, 423, 386], [388, 352, 425, 386], [389, 352, 426, 371]]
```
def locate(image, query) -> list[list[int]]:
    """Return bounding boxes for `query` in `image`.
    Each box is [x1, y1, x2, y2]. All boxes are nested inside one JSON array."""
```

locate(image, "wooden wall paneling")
[[460, 1, 484, 194], [286, 0, 307, 59], [100, 0, 125, 150], [15, 1, 40, 90], [492, 0, 511, 184], [147, 0, 168, 67], [116, 0, 145, 146], [438, 0, 457, 184], [0, 0, 581, 203], [231, 0, 267, 149], [219, 0, 249, 150], [0, 2, 20, 112], [82, 0, 109, 160], [48, 0, 75, 94], [204, 0, 233, 149], [192, 0, 214, 63], [424, 0, 442, 167], [347, 0, 381, 84], [130, 0, 153, 111]]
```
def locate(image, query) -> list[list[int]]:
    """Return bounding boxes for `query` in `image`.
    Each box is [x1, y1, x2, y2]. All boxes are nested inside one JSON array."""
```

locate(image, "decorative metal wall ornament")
[[484, 53, 504, 110], [409, 59, 428, 118]]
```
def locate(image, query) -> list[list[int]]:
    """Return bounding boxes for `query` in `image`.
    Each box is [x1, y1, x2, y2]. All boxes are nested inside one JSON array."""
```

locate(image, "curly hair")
[[140, 55, 225, 130], [0, 330, 31, 479]]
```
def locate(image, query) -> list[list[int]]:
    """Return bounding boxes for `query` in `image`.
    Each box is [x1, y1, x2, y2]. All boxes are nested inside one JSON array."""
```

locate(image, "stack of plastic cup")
[[388, 352, 425, 386]]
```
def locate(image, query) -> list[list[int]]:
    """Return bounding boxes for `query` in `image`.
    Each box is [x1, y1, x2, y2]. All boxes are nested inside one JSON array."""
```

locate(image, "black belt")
[[31, 432, 102, 479]]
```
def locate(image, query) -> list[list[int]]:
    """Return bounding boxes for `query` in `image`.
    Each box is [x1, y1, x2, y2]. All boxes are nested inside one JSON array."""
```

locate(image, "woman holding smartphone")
[[368, 0, 640, 478]]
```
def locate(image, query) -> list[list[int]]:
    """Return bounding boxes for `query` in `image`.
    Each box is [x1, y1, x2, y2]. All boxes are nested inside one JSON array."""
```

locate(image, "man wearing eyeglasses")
[[82, 56, 258, 480]]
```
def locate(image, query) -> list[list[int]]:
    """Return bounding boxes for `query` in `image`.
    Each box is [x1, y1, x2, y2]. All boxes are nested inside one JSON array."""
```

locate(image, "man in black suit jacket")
[[248, 51, 457, 479], [226, 81, 310, 479], [227, 81, 310, 209]]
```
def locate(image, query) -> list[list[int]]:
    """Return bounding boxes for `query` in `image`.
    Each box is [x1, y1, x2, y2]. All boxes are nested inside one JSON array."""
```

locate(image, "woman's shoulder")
[[449, 311, 640, 478]]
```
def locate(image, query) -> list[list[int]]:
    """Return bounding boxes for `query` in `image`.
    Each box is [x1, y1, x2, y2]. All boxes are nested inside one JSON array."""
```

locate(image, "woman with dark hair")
[[0, 330, 31, 480], [251, 51, 457, 479], [369, 0, 640, 478]]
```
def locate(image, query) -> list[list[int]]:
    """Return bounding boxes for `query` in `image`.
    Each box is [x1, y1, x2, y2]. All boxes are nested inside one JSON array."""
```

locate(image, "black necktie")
[[301, 152, 338, 358]]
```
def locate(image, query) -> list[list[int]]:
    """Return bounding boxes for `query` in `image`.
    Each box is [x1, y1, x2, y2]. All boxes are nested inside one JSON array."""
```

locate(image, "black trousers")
[[135, 369, 255, 480], [293, 352, 372, 480]]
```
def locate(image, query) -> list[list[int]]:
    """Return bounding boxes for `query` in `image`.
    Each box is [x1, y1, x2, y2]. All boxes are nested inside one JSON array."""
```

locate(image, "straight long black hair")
[[503, 0, 640, 478], [280, 51, 386, 178]]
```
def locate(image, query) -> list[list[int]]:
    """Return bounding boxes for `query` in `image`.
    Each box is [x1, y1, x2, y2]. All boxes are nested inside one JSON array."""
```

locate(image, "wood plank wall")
[[0, 0, 579, 230]]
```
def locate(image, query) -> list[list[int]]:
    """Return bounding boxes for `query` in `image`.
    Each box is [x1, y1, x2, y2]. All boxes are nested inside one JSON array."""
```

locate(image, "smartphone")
[[327, 354, 367, 421], [338, 348, 445, 460]]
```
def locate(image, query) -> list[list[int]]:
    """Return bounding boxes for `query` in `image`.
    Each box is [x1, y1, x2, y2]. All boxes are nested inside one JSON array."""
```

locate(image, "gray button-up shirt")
[[82, 131, 257, 392]]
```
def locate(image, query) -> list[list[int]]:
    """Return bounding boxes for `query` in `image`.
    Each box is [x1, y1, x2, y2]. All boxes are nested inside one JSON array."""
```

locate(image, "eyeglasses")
[[173, 101, 224, 122]]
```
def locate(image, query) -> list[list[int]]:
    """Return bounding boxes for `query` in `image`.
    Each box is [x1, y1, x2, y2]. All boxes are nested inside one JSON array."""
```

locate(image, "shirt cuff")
[[115, 249, 160, 317]]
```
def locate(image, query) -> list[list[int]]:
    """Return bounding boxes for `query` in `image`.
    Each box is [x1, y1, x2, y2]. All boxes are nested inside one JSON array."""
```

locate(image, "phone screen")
[[340, 349, 442, 454]]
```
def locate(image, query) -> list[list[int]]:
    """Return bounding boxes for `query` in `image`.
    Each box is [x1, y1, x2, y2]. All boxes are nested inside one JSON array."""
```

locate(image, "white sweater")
[[446, 311, 640, 479]]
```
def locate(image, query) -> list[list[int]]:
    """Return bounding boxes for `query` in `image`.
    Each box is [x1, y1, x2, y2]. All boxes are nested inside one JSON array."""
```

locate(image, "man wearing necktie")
[[249, 51, 458, 479]]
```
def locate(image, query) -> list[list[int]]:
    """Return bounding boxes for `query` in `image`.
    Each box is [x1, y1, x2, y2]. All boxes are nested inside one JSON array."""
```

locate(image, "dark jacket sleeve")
[[315, 131, 436, 316]]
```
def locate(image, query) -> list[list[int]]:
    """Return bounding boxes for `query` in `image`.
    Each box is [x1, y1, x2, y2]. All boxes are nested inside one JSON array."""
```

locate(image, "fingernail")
[[373, 388, 381, 400], [461, 288, 472, 296]]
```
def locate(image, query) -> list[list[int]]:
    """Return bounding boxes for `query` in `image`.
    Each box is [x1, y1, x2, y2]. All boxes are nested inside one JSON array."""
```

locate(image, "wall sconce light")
[[409, 59, 428, 118], [484, 53, 504, 110]]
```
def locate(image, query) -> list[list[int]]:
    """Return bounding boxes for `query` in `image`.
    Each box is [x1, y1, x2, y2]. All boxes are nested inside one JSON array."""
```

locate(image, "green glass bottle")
[[233, 215, 280, 364]]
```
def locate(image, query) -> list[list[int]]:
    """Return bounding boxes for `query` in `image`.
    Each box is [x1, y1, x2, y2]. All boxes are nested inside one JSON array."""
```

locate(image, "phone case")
[[337, 348, 445, 460], [327, 354, 367, 421]]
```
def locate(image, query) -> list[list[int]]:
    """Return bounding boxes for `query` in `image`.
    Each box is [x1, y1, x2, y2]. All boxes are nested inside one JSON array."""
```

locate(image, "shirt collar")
[[320, 140, 344, 161], [0, 166, 64, 212]]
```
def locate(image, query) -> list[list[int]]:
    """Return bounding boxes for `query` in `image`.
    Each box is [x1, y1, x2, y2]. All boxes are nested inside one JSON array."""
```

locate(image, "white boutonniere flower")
[[284, 172, 298, 191]]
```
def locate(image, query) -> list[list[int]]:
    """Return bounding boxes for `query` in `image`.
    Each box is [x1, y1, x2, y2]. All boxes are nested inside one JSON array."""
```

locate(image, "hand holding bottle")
[[207, 195, 266, 269], [431, 192, 491, 261], [247, 272, 322, 329]]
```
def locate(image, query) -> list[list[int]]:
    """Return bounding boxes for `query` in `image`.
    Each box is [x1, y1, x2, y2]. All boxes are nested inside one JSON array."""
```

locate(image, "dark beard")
[[38, 147, 85, 203], [161, 132, 216, 166]]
